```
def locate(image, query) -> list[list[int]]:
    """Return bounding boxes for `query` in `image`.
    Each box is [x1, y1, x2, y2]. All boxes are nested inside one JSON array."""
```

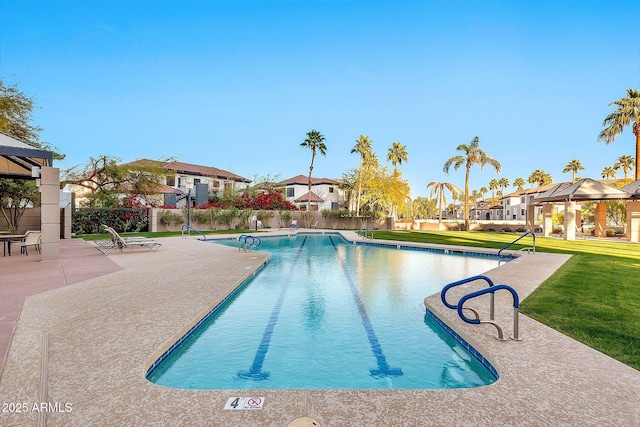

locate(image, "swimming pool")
[[147, 233, 503, 389]]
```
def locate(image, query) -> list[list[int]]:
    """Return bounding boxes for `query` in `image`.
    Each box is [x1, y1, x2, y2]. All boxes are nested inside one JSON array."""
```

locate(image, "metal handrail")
[[456, 284, 521, 341], [181, 224, 207, 241], [497, 231, 536, 257], [357, 228, 373, 239], [441, 275, 496, 320], [238, 234, 262, 251]]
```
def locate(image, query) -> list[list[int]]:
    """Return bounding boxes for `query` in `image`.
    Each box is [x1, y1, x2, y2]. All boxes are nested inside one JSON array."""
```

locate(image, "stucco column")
[[40, 166, 60, 261], [563, 201, 576, 240], [542, 203, 554, 236], [626, 201, 640, 243], [526, 204, 536, 232], [594, 202, 607, 238]]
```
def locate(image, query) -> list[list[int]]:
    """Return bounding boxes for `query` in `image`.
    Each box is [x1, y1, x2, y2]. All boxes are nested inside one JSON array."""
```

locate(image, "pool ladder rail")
[[238, 234, 262, 252], [441, 275, 522, 341], [180, 224, 209, 241], [357, 228, 374, 239], [498, 231, 536, 258]]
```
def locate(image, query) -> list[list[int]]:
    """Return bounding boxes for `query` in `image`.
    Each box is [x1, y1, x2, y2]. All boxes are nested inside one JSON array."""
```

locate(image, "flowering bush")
[[199, 190, 297, 211]]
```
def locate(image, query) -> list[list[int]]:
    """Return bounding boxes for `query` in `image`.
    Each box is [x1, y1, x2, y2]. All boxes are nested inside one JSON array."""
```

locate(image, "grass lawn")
[[372, 230, 640, 371]]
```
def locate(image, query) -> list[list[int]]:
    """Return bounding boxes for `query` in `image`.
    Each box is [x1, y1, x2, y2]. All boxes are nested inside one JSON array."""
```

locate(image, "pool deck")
[[1, 231, 639, 426]]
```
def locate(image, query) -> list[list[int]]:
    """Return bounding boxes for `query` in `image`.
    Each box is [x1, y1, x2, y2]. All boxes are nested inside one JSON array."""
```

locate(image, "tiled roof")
[[278, 175, 338, 186], [294, 191, 324, 202], [164, 161, 251, 183]]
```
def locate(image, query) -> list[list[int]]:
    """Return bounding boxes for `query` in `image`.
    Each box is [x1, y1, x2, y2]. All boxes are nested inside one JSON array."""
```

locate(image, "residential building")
[[277, 175, 344, 211]]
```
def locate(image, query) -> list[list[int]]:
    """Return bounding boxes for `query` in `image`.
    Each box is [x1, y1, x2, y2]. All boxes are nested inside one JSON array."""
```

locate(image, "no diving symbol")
[[247, 397, 262, 407]]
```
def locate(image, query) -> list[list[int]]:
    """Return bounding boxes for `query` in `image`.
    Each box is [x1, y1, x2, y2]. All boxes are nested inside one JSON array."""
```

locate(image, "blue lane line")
[[329, 236, 402, 378], [237, 235, 308, 380]]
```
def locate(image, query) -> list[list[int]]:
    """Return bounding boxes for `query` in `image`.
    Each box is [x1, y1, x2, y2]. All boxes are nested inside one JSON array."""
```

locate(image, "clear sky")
[[1, 0, 639, 197]]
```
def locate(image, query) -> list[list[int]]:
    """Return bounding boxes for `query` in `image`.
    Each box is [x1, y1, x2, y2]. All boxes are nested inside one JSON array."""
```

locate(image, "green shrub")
[[160, 210, 184, 226]]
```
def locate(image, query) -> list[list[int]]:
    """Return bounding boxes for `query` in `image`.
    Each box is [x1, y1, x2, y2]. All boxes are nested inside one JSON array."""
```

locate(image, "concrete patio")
[[0, 232, 639, 426]]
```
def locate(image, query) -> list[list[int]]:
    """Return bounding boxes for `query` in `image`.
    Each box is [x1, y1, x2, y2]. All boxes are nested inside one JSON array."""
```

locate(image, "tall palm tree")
[[443, 136, 501, 231], [479, 186, 488, 201], [513, 177, 526, 192], [498, 177, 510, 195], [614, 154, 636, 180], [351, 135, 372, 216], [528, 169, 553, 187], [598, 88, 640, 181], [489, 179, 499, 202], [300, 129, 327, 211], [601, 166, 617, 180], [563, 159, 585, 183], [427, 181, 461, 223], [387, 141, 408, 170]]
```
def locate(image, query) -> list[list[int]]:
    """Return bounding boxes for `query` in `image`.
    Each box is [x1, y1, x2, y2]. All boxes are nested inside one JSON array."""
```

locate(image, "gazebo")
[[0, 131, 61, 260], [533, 178, 639, 241]]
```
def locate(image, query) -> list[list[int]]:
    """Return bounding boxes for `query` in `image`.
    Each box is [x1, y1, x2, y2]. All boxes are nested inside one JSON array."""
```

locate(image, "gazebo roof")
[[294, 191, 324, 203], [620, 180, 640, 199], [0, 131, 53, 179], [533, 178, 630, 203]]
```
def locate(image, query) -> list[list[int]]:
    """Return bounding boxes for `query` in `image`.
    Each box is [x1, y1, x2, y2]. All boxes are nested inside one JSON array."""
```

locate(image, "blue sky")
[[1, 0, 639, 197]]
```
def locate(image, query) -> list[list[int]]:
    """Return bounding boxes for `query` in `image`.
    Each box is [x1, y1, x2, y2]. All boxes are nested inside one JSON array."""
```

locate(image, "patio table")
[[0, 234, 27, 256]]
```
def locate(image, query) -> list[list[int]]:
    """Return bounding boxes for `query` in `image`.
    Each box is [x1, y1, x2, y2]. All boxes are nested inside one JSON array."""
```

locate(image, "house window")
[[286, 187, 294, 197], [521, 209, 525, 216], [194, 178, 201, 184], [520, 196, 525, 203], [329, 187, 334, 193], [506, 199, 511, 205], [177, 177, 182, 187], [166, 176, 175, 186]]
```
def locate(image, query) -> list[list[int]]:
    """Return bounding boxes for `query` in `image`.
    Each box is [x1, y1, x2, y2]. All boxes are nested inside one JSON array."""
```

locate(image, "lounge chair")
[[289, 220, 300, 230], [17, 231, 41, 255], [95, 226, 161, 254], [310, 221, 318, 228]]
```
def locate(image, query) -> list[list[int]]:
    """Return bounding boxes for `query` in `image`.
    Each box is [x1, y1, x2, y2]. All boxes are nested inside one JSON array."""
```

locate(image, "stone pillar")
[[594, 202, 607, 238], [542, 203, 554, 236], [626, 201, 640, 243], [564, 201, 576, 240], [40, 167, 60, 261], [150, 208, 159, 233], [526, 204, 536, 232], [60, 206, 72, 239]]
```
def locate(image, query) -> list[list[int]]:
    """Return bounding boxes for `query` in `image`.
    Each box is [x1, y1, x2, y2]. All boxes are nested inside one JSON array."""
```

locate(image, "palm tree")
[[479, 186, 488, 202], [513, 177, 526, 192], [443, 136, 501, 231], [427, 181, 461, 223], [598, 88, 640, 181], [489, 179, 499, 202], [601, 166, 617, 180], [351, 135, 372, 216], [300, 129, 327, 211], [387, 141, 408, 170], [528, 169, 553, 187], [498, 177, 510, 195], [614, 154, 636, 180], [562, 159, 585, 183]]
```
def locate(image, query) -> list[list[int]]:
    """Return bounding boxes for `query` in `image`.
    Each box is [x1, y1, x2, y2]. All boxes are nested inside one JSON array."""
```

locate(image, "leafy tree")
[[387, 141, 408, 170], [598, 88, 640, 180], [443, 136, 501, 231], [427, 181, 461, 223], [513, 177, 526, 192], [601, 166, 617, 180], [528, 169, 553, 187], [614, 154, 635, 180], [562, 159, 585, 183], [351, 135, 372, 216], [62, 156, 166, 207], [300, 130, 327, 211], [412, 197, 437, 219], [0, 179, 39, 232], [0, 78, 63, 231], [337, 170, 357, 212]]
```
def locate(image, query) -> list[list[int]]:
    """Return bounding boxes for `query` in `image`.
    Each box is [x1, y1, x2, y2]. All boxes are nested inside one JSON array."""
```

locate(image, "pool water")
[[148, 234, 501, 389]]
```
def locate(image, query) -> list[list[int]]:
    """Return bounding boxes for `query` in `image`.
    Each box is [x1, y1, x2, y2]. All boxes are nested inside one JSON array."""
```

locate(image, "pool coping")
[[1, 231, 639, 426]]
